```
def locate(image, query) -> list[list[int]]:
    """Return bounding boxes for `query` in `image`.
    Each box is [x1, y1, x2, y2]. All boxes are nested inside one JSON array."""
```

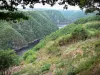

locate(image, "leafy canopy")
[[0, 50, 19, 71], [0, 0, 100, 11], [0, 0, 100, 20]]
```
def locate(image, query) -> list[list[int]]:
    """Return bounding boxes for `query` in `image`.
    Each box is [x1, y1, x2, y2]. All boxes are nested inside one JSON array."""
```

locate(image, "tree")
[[0, 50, 20, 75], [0, 11, 28, 21], [0, 0, 100, 20], [0, 0, 100, 11]]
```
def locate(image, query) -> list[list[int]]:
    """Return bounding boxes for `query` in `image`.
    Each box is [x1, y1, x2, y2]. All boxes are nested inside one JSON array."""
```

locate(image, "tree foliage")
[[0, 50, 19, 74], [0, 0, 100, 20], [0, 11, 28, 21], [0, 0, 100, 12]]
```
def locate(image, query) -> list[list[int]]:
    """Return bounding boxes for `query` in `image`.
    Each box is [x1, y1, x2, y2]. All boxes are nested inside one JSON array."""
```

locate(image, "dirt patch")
[[62, 48, 83, 59]]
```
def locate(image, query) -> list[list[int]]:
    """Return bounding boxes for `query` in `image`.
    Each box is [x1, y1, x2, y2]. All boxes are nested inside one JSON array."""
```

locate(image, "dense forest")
[[41, 10, 67, 25], [0, 10, 59, 50], [60, 10, 96, 23]]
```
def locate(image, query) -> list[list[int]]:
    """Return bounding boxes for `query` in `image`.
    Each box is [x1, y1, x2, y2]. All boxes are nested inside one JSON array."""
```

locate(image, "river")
[[16, 25, 67, 56], [15, 39, 40, 56], [58, 25, 67, 29]]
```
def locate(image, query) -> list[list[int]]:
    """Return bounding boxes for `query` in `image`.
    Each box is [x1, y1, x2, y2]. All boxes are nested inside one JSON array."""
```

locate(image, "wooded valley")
[[0, 9, 100, 75]]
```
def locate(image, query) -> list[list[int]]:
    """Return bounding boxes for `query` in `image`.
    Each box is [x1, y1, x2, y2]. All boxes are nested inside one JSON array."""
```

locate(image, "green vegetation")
[[60, 10, 95, 23], [23, 50, 37, 63], [41, 64, 51, 72], [0, 10, 59, 50], [0, 21, 27, 50], [74, 16, 100, 24], [12, 11, 58, 43], [42, 10, 67, 24], [0, 10, 95, 50], [0, 50, 20, 75], [14, 15, 100, 75]]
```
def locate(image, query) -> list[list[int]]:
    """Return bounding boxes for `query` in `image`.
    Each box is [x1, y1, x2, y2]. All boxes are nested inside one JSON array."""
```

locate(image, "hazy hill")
[[60, 10, 95, 23], [43, 10, 68, 25]]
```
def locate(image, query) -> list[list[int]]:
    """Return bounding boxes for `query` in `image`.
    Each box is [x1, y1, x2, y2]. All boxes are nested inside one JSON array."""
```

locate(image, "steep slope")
[[12, 11, 58, 43], [60, 10, 95, 23], [0, 21, 27, 50], [15, 16, 100, 75], [42, 10, 68, 25], [0, 11, 58, 50]]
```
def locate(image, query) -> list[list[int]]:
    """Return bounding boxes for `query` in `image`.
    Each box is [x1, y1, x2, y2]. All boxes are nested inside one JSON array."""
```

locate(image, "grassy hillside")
[[14, 16, 100, 75], [0, 11, 58, 50]]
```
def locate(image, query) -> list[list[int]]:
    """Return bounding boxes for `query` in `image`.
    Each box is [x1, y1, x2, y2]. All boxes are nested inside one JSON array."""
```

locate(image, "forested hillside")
[[2, 10, 91, 50], [39, 10, 95, 25], [15, 16, 100, 75], [60, 10, 95, 23], [42, 10, 68, 25], [0, 21, 27, 50], [0, 9, 100, 75], [11, 11, 58, 43], [0, 11, 59, 50]]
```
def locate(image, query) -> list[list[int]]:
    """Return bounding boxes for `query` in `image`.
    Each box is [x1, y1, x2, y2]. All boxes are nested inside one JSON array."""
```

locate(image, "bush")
[[67, 72, 75, 75], [57, 62, 65, 68], [23, 50, 37, 63], [55, 69, 63, 75], [58, 34, 71, 46], [58, 28, 88, 46], [74, 56, 97, 74], [0, 50, 20, 74], [41, 64, 51, 72], [87, 22, 100, 30], [71, 27, 88, 41], [33, 40, 46, 51], [74, 16, 100, 24], [47, 45, 60, 54], [95, 40, 100, 52]]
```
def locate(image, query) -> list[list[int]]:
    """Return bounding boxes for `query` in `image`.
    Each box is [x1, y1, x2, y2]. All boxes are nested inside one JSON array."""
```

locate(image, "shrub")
[[58, 34, 71, 46], [74, 56, 97, 74], [87, 22, 100, 30], [23, 50, 37, 63], [74, 16, 100, 24], [58, 28, 88, 46], [47, 45, 60, 54], [33, 40, 46, 51], [41, 64, 51, 72], [67, 72, 75, 75], [95, 40, 100, 52], [55, 69, 63, 75], [57, 62, 65, 68], [0, 50, 20, 75], [71, 27, 88, 41]]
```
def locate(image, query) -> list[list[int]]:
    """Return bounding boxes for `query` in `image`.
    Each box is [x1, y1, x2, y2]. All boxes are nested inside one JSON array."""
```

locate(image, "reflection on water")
[[16, 47, 30, 56], [16, 39, 40, 56], [58, 25, 67, 29]]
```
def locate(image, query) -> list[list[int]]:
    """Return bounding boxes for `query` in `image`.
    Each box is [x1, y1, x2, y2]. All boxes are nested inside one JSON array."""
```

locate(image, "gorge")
[[0, 10, 94, 55]]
